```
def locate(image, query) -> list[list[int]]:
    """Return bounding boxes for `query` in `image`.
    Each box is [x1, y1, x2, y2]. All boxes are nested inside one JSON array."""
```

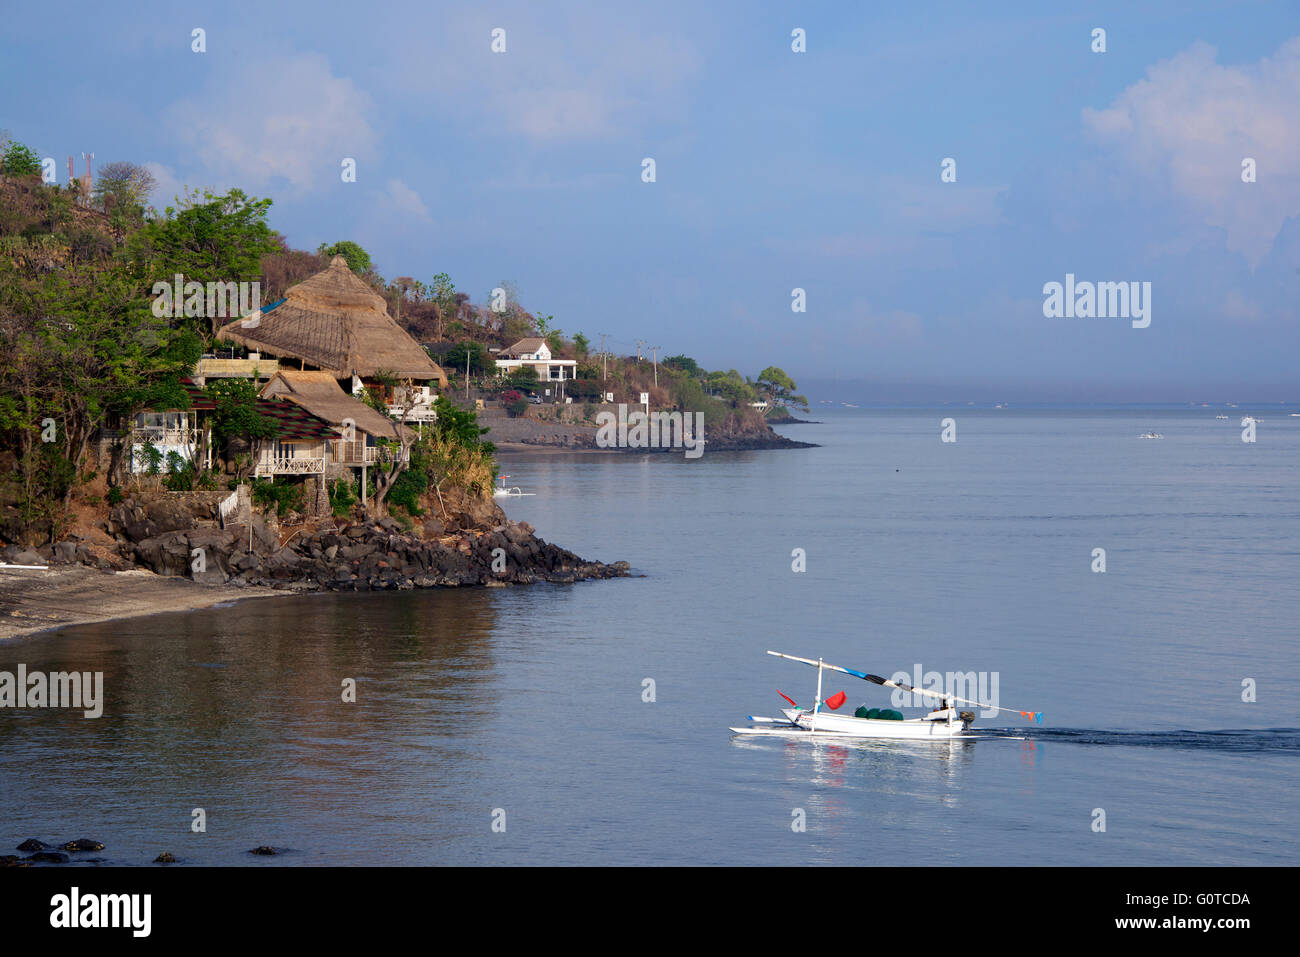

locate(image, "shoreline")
[[0, 565, 287, 642], [481, 408, 816, 454]]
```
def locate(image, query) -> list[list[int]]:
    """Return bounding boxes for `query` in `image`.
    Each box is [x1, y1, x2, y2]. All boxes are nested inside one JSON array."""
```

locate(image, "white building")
[[494, 338, 577, 382]]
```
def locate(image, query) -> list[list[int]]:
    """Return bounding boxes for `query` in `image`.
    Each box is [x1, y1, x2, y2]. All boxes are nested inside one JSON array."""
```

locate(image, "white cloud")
[[142, 161, 183, 211], [376, 178, 432, 223], [394, 11, 700, 143], [1084, 38, 1300, 267], [165, 52, 378, 196]]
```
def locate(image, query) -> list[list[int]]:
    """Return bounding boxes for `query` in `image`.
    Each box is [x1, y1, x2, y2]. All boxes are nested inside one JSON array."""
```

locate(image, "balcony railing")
[[329, 443, 408, 466], [255, 456, 326, 477], [388, 403, 438, 421], [131, 427, 201, 447]]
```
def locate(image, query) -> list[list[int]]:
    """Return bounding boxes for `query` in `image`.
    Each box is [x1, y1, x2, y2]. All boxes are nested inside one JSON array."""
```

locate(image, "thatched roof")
[[216, 256, 449, 387], [260, 371, 413, 442]]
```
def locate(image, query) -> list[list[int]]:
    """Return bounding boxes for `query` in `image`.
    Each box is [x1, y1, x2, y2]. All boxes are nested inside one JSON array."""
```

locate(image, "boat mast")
[[812, 658, 824, 732]]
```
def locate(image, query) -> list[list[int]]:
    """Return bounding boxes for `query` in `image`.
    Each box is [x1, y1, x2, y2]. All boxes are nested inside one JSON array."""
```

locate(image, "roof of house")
[[214, 257, 449, 387], [169, 378, 337, 442], [256, 398, 340, 443], [259, 370, 413, 441], [502, 337, 548, 357]]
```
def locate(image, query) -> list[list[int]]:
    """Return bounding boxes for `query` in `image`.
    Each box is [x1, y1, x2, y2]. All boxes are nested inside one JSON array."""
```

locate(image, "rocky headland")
[[0, 487, 629, 640]]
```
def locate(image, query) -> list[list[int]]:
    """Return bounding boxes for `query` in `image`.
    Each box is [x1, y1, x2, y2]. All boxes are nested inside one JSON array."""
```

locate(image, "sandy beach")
[[0, 564, 284, 642]]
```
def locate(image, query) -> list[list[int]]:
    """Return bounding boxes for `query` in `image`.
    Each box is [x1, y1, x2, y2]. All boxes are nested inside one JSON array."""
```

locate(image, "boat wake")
[[977, 727, 1300, 753]]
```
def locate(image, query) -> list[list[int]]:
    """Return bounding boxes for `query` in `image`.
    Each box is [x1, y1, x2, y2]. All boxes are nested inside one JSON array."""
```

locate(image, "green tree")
[[707, 369, 755, 404], [572, 332, 590, 357], [755, 366, 809, 412], [430, 395, 491, 449], [128, 188, 277, 341], [206, 378, 279, 482], [1, 140, 42, 177], [430, 272, 458, 338], [663, 354, 700, 376], [443, 341, 490, 375], [0, 251, 202, 536], [318, 240, 371, 274]]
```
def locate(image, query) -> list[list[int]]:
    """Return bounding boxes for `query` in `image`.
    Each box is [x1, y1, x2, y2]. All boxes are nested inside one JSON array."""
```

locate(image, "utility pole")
[[652, 346, 659, 387], [636, 339, 644, 361], [465, 348, 470, 402], [599, 333, 608, 385]]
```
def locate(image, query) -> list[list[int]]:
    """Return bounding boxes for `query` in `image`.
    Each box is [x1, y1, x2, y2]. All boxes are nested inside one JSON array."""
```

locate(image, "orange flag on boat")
[[825, 691, 847, 710]]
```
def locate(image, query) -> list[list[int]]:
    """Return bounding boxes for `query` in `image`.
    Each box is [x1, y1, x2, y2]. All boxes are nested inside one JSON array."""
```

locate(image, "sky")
[[2, 0, 1299, 401]]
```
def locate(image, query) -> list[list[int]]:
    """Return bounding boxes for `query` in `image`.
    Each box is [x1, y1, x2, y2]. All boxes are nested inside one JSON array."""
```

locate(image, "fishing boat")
[[1216, 415, 1229, 420], [729, 651, 1042, 741], [1139, 431, 1163, 439], [492, 474, 534, 497]]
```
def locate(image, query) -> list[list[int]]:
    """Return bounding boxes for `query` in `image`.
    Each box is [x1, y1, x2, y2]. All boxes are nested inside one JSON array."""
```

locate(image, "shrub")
[[385, 466, 427, 516], [250, 478, 304, 516], [329, 479, 357, 518], [506, 366, 538, 390], [135, 441, 163, 475]]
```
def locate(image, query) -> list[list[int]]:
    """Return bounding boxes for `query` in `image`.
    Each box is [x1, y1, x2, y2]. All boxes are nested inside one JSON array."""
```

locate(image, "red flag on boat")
[[825, 691, 847, 710], [778, 690, 798, 707]]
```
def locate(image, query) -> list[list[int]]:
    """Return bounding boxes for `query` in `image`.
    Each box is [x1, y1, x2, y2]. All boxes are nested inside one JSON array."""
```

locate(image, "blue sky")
[[3, 1, 1299, 400]]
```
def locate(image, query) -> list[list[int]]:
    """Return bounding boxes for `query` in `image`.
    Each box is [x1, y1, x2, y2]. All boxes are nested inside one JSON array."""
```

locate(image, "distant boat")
[[1215, 415, 1229, 419], [1139, 431, 1163, 439], [493, 475, 534, 497]]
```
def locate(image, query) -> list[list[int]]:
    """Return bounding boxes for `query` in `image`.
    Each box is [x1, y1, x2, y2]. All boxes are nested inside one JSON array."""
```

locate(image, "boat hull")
[[782, 708, 970, 739]]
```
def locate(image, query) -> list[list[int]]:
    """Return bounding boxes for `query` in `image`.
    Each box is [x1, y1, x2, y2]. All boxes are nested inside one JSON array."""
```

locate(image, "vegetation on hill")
[[0, 129, 805, 544], [0, 135, 496, 544]]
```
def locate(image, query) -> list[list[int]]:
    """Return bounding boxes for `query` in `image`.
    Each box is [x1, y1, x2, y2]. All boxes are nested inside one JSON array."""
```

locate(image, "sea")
[[1, 408, 1297, 866]]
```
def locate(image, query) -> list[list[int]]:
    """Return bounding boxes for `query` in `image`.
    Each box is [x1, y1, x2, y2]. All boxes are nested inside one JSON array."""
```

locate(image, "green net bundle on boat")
[[854, 706, 903, 720]]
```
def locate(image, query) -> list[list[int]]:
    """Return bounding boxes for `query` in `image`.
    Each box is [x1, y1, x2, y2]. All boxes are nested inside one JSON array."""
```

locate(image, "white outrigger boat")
[[730, 651, 1042, 741], [492, 474, 534, 497]]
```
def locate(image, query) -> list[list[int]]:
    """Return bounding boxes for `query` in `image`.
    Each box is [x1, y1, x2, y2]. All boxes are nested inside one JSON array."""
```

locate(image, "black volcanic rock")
[[62, 838, 105, 851]]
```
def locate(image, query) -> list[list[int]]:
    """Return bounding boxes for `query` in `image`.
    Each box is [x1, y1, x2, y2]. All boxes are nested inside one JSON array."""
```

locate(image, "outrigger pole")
[[765, 650, 1043, 723]]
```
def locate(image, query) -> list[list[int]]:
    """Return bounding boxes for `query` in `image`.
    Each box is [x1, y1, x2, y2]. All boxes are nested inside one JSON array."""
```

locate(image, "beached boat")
[[729, 651, 1041, 741]]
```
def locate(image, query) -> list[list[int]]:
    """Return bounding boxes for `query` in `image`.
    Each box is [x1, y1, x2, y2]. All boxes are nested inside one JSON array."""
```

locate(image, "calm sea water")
[[2, 409, 1297, 865]]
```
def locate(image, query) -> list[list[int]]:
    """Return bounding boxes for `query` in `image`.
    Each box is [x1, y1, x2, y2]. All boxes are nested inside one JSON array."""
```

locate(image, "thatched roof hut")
[[217, 256, 449, 388], [260, 370, 414, 441]]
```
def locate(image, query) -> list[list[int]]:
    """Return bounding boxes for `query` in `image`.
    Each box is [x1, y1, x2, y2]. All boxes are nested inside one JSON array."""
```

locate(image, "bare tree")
[[93, 161, 157, 211], [369, 375, 421, 509]]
